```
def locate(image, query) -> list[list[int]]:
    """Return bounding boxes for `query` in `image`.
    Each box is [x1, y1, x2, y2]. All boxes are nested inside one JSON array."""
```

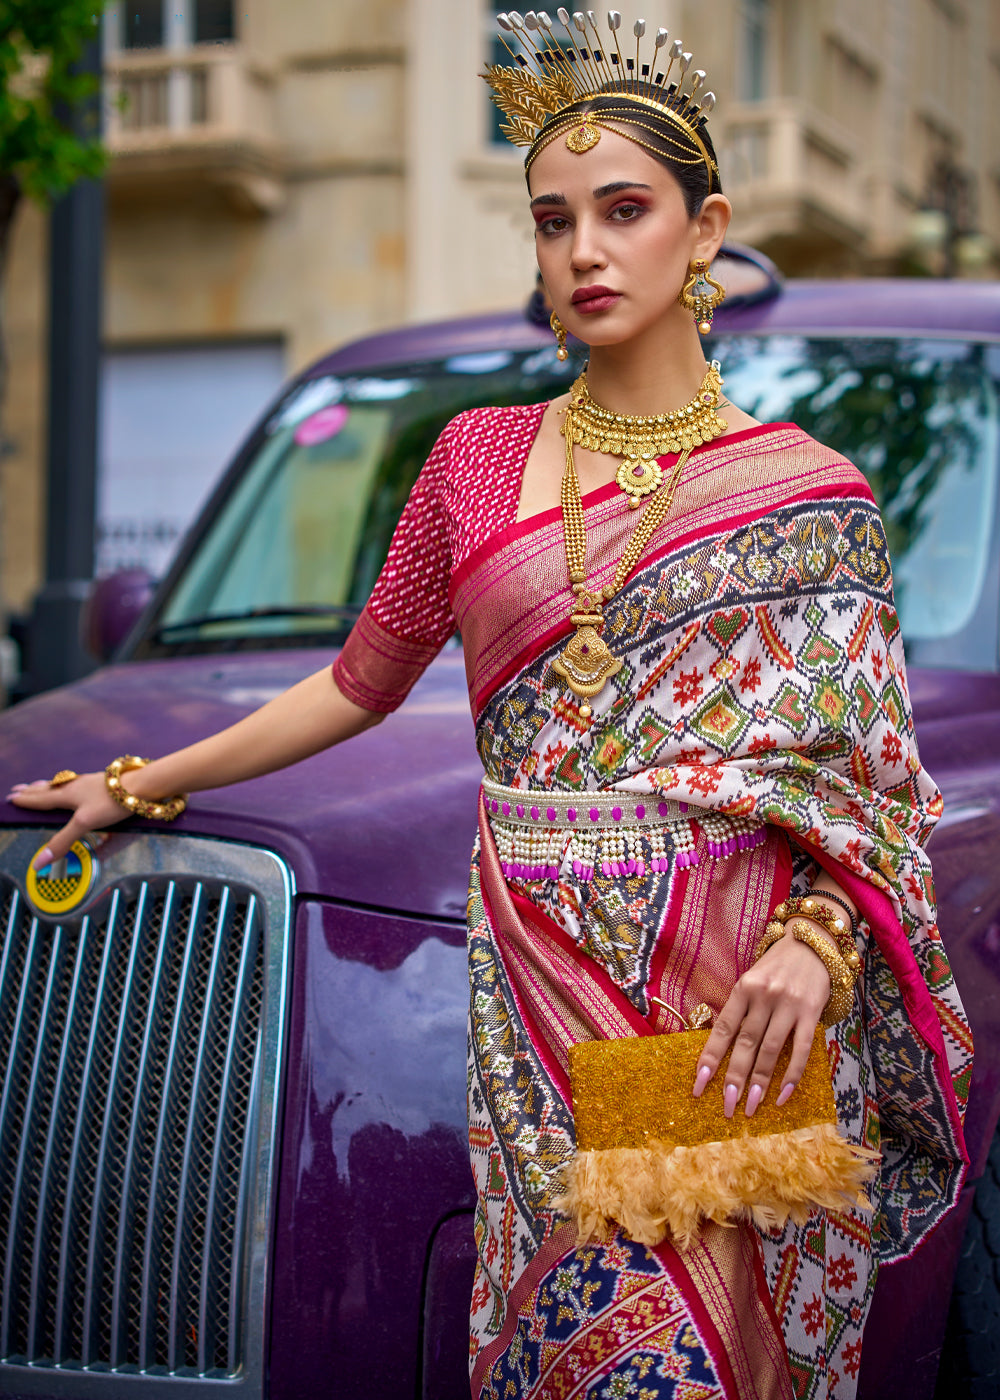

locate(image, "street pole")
[[26, 36, 104, 695]]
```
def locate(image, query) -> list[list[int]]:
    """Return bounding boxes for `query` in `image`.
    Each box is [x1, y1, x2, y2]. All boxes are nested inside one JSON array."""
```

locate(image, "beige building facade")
[[2, 0, 998, 619]]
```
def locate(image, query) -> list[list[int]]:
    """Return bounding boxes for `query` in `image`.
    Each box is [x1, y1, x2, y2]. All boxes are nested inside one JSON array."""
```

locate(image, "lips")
[[570, 285, 622, 314]]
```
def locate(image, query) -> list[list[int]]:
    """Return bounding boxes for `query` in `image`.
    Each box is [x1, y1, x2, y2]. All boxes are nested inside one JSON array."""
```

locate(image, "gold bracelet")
[[773, 896, 861, 974], [789, 918, 856, 1026], [754, 918, 787, 961], [105, 756, 187, 822]]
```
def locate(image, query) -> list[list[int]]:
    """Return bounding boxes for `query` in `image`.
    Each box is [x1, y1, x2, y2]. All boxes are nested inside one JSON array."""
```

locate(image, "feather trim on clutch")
[[562, 1026, 879, 1250]]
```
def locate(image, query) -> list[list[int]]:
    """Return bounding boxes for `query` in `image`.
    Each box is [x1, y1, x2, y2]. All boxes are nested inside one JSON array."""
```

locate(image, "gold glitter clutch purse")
[[561, 1023, 879, 1250]]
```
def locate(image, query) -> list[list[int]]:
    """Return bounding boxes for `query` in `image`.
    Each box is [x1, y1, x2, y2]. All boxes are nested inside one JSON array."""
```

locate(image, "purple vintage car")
[[0, 250, 998, 1400]]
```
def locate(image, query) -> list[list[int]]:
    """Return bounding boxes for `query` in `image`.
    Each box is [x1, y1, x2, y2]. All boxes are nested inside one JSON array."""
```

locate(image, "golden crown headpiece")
[[483, 9, 719, 186]]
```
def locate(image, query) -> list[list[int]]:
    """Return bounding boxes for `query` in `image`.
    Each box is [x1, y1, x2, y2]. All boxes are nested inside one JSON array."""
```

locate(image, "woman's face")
[[528, 127, 726, 349]]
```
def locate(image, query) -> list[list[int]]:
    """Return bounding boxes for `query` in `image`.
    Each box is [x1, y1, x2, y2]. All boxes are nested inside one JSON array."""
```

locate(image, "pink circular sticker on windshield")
[[294, 404, 349, 447]]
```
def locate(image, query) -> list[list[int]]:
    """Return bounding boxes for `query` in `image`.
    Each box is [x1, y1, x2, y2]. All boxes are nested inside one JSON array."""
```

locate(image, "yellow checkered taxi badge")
[[26, 840, 95, 915]]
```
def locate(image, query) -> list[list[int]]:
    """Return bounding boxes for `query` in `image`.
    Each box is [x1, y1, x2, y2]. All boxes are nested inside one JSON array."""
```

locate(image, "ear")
[[692, 194, 732, 263]]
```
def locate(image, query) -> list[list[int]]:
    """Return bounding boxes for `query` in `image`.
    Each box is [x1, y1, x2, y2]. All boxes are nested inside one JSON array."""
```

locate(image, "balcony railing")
[[720, 98, 869, 249], [104, 46, 283, 211]]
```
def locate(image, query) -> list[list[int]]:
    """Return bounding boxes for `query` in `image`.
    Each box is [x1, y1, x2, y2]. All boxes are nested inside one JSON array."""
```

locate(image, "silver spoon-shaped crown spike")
[[633, 18, 645, 37]]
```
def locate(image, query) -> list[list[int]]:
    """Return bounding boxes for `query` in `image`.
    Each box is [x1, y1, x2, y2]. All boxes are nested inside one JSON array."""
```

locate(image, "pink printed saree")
[[334, 410, 971, 1400], [452, 423, 970, 1400]]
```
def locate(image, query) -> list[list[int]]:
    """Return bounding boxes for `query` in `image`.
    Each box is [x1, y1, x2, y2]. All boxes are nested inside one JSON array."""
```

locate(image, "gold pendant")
[[615, 454, 663, 508], [551, 590, 623, 719], [566, 121, 601, 153]]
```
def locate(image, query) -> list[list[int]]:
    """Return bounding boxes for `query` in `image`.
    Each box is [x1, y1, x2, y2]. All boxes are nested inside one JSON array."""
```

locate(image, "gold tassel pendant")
[[551, 588, 623, 719]]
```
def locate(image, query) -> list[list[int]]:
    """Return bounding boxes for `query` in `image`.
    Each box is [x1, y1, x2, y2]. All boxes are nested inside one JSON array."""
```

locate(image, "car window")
[[139, 334, 998, 670], [144, 348, 580, 652], [720, 336, 999, 649]]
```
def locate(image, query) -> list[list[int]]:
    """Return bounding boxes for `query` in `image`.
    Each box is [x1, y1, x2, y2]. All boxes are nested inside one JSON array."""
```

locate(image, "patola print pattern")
[[334, 410, 970, 1399], [463, 494, 969, 1397]]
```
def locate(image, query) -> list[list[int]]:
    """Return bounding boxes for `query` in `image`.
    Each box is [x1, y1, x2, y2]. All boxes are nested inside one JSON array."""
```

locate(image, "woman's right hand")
[[6, 774, 128, 868]]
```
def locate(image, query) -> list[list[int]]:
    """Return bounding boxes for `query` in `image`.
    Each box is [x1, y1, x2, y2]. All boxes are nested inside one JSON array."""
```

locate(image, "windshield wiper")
[[153, 604, 362, 639]]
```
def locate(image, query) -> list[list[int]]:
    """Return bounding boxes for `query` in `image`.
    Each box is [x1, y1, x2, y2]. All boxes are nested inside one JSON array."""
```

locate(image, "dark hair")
[[527, 93, 722, 217]]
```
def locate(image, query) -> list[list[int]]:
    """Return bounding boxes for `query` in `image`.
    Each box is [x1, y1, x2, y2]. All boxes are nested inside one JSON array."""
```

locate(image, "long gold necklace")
[[552, 364, 726, 719], [564, 361, 725, 508]]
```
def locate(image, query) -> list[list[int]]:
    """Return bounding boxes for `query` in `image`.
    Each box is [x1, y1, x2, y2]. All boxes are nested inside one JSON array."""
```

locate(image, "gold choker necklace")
[[552, 361, 728, 719], [563, 361, 725, 508]]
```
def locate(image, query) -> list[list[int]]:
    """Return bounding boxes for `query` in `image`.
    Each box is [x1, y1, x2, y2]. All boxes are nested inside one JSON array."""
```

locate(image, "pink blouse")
[[333, 404, 545, 712]]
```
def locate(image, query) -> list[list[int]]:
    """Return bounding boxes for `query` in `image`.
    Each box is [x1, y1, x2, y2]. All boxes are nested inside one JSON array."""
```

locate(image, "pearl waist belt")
[[481, 778, 766, 883]]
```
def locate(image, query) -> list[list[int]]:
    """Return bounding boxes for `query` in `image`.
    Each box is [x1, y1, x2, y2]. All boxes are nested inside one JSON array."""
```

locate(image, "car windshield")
[[140, 335, 999, 670]]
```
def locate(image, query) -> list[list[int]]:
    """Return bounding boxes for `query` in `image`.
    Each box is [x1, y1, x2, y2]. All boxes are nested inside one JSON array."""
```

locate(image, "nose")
[[569, 216, 606, 273]]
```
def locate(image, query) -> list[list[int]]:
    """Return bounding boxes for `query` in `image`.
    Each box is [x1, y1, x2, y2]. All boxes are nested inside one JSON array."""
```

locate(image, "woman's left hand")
[[691, 928, 832, 1118]]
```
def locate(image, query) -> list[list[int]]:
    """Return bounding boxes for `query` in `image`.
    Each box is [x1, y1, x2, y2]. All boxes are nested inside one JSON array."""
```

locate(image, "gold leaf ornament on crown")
[[482, 10, 719, 187]]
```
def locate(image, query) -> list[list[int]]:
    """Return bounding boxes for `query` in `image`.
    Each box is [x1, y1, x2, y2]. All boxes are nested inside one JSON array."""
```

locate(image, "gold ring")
[[49, 770, 78, 787]]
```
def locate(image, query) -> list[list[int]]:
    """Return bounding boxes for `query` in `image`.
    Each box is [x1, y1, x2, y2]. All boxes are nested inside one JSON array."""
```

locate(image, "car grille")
[[0, 832, 292, 1396]]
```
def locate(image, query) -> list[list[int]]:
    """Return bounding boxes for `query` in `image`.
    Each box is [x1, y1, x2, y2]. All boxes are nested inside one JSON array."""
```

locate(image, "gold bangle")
[[105, 756, 187, 822], [773, 896, 861, 974], [788, 918, 856, 1027], [754, 919, 787, 961]]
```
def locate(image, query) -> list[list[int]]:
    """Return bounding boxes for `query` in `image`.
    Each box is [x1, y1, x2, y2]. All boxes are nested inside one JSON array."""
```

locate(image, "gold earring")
[[550, 310, 569, 361], [679, 258, 726, 335]]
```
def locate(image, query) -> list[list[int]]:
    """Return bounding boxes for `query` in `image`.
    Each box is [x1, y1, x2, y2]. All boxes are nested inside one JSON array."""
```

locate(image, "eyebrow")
[[529, 180, 653, 210]]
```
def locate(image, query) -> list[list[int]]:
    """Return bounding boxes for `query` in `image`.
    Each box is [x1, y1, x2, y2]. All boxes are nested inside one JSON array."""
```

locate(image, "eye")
[[536, 214, 571, 236], [610, 202, 645, 222]]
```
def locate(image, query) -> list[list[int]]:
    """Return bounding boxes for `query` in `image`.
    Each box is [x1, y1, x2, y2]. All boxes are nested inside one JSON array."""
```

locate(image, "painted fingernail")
[[776, 1082, 796, 1107], [32, 847, 54, 871], [723, 1083, 739, 1119], [692, 1064, 712, 1098], [745, 1084, 764, 1117]]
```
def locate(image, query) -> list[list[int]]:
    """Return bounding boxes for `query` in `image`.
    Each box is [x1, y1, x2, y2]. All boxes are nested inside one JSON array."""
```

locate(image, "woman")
[[10, 12, 969, 1398]]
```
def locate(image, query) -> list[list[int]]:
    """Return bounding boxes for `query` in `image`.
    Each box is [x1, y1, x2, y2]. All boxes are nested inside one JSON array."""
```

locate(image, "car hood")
[[2, 654, 997, 920], [0, 650, 482, 921]]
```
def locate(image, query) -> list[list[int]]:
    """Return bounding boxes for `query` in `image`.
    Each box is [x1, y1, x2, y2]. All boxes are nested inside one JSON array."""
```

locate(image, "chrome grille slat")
[[168, 885, 231, 1372], [198, 893, 260, 1373], [81, 882, 152, 1363], [27, 915, 93, 1359], [0, 833, 293, 1398], [53, 889, 123, 1360], [228, 1038, 261, 1368], [0, 913, 43, 1357], [2, 918, 59, 1359], [110, 882, 179, 1367]]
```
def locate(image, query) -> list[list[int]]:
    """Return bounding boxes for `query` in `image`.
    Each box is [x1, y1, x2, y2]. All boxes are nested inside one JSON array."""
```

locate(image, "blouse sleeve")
[[332, 417, 458, 713]]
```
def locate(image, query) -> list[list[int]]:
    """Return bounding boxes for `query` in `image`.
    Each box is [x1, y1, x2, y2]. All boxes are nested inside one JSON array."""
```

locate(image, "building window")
[[98, 341, 285, 578], [484, 0, 572, 149], [122, 0, 163, 50], [116, 0, 234, 51], [737, 0, 770, 101], [195, 0, 234, 44]]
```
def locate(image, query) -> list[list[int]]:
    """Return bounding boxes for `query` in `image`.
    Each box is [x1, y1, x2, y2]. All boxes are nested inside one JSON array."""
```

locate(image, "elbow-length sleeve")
[[333, 418, 459, 713]]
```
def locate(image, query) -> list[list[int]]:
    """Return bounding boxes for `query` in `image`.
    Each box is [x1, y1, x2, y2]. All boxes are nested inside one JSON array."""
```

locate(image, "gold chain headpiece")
[[483, 10, 718, 188]]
